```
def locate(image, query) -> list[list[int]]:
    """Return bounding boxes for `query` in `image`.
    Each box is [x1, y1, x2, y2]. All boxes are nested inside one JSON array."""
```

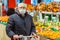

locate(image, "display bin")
[[39, 12, 60, 21]]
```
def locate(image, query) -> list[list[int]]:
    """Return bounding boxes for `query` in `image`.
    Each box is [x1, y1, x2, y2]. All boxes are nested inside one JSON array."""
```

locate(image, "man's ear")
[[17, 8, 19, 10]]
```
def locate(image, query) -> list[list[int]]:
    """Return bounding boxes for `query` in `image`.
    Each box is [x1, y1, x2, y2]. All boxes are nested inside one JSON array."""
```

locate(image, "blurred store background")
[[0, 0, 60, 40]]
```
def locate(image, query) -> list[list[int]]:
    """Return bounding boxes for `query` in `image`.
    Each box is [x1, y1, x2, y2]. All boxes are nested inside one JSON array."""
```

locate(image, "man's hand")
[[13, 35, 19, 40], [31, 32, 38, 38], [31, 32, 36, 36]]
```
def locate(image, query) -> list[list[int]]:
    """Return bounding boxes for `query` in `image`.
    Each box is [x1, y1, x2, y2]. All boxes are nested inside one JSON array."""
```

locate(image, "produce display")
[[0, 16, 9, 22], [38, 2, 60, 12], [38, 2, 46, 12], [26, 4, 38, 12], [26, 2, 60, 12], [35, 21, 60, 40], [0, 16, 9, 25], [46, 2, 59, 12]]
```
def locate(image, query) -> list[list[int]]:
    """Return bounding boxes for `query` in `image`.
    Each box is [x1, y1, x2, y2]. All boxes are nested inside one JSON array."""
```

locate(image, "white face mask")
[[19, 9, 26, 14]]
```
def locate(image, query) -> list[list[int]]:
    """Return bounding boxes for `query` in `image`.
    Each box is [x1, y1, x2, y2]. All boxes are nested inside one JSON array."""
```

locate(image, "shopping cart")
[[13, 35, 40, 40]]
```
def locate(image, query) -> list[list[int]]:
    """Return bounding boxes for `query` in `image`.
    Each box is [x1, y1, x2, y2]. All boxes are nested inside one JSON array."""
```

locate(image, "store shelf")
[[41, 12, 53, 14], [41, 12, 60, 15]]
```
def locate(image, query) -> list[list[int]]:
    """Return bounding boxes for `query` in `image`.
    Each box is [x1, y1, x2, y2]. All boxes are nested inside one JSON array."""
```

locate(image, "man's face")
[[18, 4, 26, 14]]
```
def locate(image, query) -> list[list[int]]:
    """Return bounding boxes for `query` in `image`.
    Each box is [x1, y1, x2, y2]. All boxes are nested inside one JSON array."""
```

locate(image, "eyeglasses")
[[19, 7, 26, 9]]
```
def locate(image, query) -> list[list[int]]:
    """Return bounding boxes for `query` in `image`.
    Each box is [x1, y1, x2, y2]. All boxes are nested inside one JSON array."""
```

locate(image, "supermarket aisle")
[[0, 24, 11, 40]]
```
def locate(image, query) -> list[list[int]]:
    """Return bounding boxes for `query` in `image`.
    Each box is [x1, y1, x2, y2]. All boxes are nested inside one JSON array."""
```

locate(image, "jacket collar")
[[16, 12, 28, 18]]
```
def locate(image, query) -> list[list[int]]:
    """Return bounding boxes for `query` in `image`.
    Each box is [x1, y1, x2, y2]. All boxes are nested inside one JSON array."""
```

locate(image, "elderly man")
[[6, 3, 36, 40]]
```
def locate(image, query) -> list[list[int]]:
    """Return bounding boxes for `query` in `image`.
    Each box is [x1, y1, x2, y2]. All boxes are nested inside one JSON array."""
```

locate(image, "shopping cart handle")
[[13, 35, 39, 40], [18, 35, 34, 38]]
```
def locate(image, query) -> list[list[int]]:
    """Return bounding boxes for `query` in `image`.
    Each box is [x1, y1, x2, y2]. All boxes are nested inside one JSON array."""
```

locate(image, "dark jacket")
[[6, 13, 36, 40]]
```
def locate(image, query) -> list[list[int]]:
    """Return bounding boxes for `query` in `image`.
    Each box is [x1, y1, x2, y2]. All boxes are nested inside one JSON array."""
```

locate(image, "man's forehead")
[[18, 3, 26, 7], [19, 5, 25, 7]]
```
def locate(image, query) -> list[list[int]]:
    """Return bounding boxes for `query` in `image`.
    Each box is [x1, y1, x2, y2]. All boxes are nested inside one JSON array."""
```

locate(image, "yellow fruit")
[[0, 16, 9, 22]]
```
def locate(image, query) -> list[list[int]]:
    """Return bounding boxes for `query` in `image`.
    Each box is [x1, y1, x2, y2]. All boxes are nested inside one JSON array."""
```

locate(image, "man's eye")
[[19, 7, 25, 8]]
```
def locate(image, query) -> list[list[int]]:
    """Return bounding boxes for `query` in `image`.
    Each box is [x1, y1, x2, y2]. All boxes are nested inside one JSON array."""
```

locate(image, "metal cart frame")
[[13, 35, 40, 40]]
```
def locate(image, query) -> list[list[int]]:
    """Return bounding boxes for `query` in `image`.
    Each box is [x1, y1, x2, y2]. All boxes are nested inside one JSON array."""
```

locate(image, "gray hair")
[[18, 3, 27, 8]]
